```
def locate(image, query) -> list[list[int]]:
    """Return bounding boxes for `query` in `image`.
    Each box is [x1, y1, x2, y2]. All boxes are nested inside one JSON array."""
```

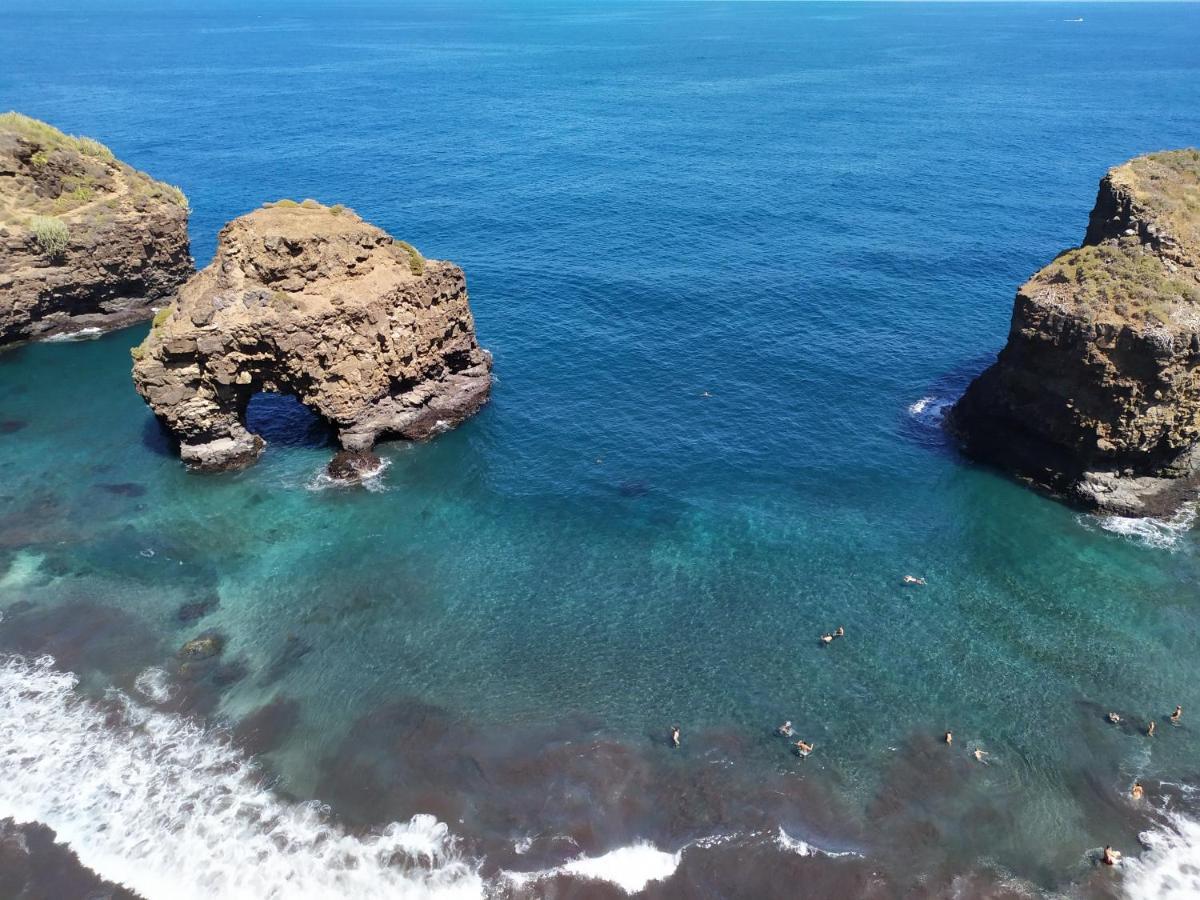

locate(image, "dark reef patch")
[[0, 818, 141, 900]]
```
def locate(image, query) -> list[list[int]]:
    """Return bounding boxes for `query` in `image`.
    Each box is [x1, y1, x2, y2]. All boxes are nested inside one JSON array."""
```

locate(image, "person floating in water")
[[1107, 712, 1121, 725], [1171, 705, 1183, 725], [1102, 845, 1122, 866], [944, 730, 953, 745], [776, 721, 794, 737], [903, 575, 926, 585], [670, 725, 680, 748], [794, 740, 814, 757], [1131, 781, 1145, 800], [973, 747, 989, 763], [834, 626, 845, 638], [1147, 720, 1156, 737], [820, 632, 834, 645]]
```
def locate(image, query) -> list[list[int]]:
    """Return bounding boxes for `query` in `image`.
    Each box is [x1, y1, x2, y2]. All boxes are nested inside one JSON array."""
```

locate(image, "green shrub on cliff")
[[28, 215, 69, 257], [396, 240, 425, 276], [152, 307, 173, 328]]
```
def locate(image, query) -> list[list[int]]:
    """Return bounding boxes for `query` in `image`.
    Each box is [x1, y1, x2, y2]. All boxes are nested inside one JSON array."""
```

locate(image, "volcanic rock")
[[132, 200, 492, 470], [0, 112, 192, 347], [951, 150, 1200, 516]]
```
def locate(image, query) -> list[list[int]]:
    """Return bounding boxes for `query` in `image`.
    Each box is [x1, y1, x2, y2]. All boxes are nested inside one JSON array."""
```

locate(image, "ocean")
[[2, 2, 1200, 897]]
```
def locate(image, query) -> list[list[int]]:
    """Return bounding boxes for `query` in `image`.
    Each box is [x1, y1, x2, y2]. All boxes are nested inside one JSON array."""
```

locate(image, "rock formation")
[[0, 112, 192, 347], [951, 149, 1200, 516], [132, 200, 492, 469]]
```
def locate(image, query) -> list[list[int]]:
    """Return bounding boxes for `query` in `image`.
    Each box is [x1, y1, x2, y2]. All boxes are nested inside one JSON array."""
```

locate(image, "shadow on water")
[[244, 392, 336, 449]]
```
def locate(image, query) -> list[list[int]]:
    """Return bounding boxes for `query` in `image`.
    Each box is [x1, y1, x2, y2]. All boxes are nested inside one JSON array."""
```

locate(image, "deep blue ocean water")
[[2, 3, 1200, 897]]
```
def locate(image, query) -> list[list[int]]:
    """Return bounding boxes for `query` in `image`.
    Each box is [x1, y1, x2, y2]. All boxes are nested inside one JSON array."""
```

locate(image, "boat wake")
[[0, 653, 482, 900]]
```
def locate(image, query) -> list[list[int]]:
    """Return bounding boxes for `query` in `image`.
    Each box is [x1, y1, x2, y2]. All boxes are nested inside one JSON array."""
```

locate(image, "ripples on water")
[[2, 0, 1200, 896]]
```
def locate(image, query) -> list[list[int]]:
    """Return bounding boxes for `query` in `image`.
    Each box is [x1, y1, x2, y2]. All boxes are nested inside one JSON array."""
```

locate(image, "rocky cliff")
[[0, 112, 192, 347], [951, 149, 1200, 516], [132, 200, 492, 470]]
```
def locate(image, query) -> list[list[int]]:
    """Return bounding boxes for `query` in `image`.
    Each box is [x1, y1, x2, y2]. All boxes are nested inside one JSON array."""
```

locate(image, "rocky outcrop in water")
[[0, 113, 192, 347], [132, 200, 492, 470], [951, 150, 1200, 516]]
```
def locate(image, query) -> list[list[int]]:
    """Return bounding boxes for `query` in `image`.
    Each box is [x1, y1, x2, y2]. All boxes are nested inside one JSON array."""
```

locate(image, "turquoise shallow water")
[[3, 2, 1200, 896]]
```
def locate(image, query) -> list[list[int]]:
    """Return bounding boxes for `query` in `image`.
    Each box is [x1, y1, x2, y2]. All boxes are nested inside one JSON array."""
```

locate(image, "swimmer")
[[670, 725, 680, 748], [1131, 781, 1144, 801], [1107, 712, 1121, 725], [944, 731, 953, 745], [1147, 720, 1156, 737], [820, 633, 834, 645], [794, 740, 814, 757], [701, 391, 712, 398], [973, 748, 989, 763], [1171, 705, 1182, 724], [776, 721, 794, 737], [1102, 845, 1122, 866], [903, 575, 926, 585], [834, 626, 845, 638]]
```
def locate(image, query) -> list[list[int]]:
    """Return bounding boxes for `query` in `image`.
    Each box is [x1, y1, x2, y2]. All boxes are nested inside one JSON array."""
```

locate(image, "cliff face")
[[132, 201, 492, 470], [0, 112, 192, 347], [952, 150, 1200, 516]]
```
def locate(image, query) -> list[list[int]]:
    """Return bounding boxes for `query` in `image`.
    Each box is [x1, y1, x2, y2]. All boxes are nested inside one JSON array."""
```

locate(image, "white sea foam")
[[44, 327, 103, 342], [907, 395, 953, 426], [0, 653, 483, 900], [775, 827, 861, 859], [503, 841, 681, 895], [0, 550, 45, 590], [132, 666, 176, 705], [1083, 504, 1196, 551], [1123, 814, 1200, 899]]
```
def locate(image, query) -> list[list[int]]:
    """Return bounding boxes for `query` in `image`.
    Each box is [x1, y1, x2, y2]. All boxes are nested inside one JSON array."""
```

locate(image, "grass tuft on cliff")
[[27, 215, 70, 257], [395, 240, 425, 276]]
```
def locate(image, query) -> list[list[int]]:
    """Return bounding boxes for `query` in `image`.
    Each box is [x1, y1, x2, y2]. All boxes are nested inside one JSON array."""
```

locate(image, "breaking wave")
[[0, 653, 482, 899], [907, 395, 954, 426], [503, 841, 681, 895], [1082, 504, 1196, 551], [1123, 813, 1200, 899]]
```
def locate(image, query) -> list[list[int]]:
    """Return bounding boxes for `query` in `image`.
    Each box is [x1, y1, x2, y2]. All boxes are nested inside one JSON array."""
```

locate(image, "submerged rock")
[[179, 632, 224, 660], [131, 200, 492, 471], [0, 112, 192, 348], [951, 149, 1200, 516]]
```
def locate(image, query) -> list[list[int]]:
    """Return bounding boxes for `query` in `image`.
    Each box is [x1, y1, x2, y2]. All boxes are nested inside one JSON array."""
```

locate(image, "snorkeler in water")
[[1107, 712, 1121, 725], [794, 740, 814, 757], [1102, 845, 1122, 866], [820, 633, 834, 645], [1171, 705, 1183, 724], [944, 730, 953, 745], [834, 626, 845, 638], [776, 721, 794, 737], [1147, 720, 1156, 737], [1131, 781, 1144, 801], [670, 725, 680, 748], [903, 575, 926, 585], [973, 747, 989, 763]]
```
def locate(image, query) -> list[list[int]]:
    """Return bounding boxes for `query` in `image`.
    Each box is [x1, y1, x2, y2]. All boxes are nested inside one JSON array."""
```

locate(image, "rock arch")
[[133, 202, 491, 470]]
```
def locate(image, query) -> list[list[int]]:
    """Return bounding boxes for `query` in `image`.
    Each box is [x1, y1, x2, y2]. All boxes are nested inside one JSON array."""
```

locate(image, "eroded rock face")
[[132, 201, 492, 469], [0, 113, 192, 347], [951, 150, 1200, 515]]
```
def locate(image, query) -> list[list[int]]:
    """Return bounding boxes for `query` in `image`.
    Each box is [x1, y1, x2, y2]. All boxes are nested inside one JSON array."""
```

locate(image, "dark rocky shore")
[[951, 150, 1200, 516], [0, 113, 192, 348], [131, 200, 492, 471]]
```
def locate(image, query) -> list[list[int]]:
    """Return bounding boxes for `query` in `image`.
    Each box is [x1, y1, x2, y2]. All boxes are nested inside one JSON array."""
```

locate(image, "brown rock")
[[132, 201, 492, 470], [0, 113, 192, 347], [951, 149, 1200, 515], [326, 449, 384, 483]]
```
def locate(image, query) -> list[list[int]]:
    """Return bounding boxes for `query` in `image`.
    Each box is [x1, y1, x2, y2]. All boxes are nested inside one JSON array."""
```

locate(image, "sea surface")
[[2, 2, 1200, 897]]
